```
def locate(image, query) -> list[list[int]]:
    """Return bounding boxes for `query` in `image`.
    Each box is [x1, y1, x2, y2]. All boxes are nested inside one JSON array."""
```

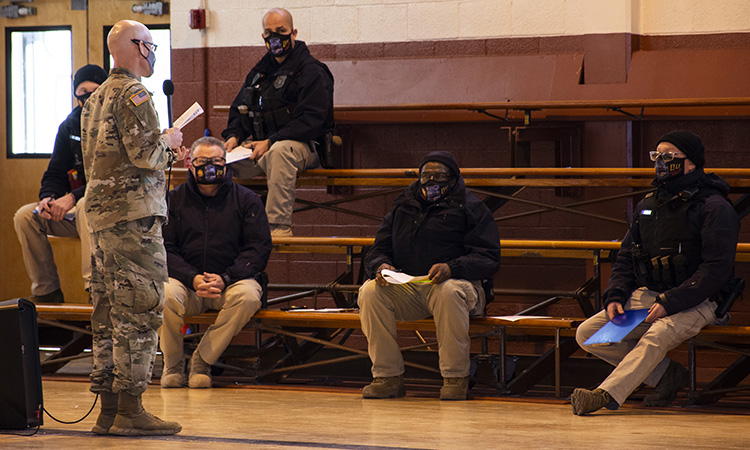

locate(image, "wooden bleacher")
[[34, 303, 581, 397], [215, 97, 750, 124], [35, 236, 750, 402]]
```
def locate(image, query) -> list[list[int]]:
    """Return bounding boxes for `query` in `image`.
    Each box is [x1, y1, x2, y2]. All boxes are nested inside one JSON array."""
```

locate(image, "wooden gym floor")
[[1, 378, 749, 449]]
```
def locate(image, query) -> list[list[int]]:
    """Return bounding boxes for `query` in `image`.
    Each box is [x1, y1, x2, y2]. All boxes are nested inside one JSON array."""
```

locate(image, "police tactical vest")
[[634, 188, 720, 290], [243, 69, 295, 138]]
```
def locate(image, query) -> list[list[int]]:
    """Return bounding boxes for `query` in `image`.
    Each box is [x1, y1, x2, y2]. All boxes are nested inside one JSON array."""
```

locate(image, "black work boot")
[[571, 388, 615, 415], [91, 390, 118, 435], [109, 391, 182, 436], [30, 288, 65, 304], [643, 360, 689, 407]]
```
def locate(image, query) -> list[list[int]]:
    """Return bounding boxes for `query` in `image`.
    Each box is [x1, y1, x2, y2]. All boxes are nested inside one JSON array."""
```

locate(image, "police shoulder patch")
[[130, 89, 151, 106]]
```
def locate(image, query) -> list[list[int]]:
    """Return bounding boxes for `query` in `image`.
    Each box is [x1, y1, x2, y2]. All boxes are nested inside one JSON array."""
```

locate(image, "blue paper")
[[583, 309, 650, 345]]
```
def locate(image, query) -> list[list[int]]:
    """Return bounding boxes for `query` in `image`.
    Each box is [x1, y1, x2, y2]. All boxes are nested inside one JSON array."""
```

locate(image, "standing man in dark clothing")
[[572, 131, 740, 415], [159, 137, 272, 389], [222, 7, 334, 237], [14, 64, 108, 303], [358, 151, 501, 401]]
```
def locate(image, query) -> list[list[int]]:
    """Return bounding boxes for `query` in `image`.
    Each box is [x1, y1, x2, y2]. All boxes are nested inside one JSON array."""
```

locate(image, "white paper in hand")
[[226, 146, 254, 164], [173, 102, 204, 129], [380, 269, 431, 285]]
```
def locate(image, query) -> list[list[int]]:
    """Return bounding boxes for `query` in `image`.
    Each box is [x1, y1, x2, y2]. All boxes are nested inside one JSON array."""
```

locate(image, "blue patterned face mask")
[[264, 32, 293, 57], [193, 162, 225, 185], [420, 180, 451, 203]]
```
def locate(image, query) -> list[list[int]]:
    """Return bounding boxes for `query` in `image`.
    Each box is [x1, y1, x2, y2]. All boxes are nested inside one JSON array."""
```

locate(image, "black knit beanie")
[[73, 64, 108, 91], [656, 130, 705, 168], [419, 151, 461, 178]]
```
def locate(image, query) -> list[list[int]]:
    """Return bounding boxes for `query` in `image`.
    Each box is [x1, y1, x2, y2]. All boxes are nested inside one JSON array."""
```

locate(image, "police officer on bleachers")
[[572, 130, 740, 415], [13, 64, 107, 303], [222, 7, 334, 237]]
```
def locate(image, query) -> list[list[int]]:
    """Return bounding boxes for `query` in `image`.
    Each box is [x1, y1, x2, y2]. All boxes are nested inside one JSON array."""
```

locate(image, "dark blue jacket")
[[39, 106, 87, 201], [366, 178, 501, 281], [163, 169, 272, 290], [603, 169, 740, 315]]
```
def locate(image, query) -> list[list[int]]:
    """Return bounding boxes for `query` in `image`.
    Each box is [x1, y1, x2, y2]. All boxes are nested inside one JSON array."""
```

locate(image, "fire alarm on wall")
[[189, 9, 206, 29]]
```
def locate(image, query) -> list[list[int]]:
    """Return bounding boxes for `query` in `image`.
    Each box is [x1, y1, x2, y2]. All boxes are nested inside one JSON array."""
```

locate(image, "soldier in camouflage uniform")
[[81, 20, 186, 436]]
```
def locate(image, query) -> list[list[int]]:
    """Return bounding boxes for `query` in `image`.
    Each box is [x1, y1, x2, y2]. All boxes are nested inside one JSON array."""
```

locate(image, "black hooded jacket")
[[221, 41, 334, 146], [603, 169, 740, 315], [163, 169, 272, 290], [39, 106, 87, 202], [365, 177, 501, 281]]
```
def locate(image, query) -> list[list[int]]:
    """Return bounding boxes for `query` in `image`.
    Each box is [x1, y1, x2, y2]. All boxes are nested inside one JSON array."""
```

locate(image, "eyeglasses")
[[192, 157, 226, 166], [131, 39, 157, 53], [420, 172, 451, 182], [649, 151, 684, 162]]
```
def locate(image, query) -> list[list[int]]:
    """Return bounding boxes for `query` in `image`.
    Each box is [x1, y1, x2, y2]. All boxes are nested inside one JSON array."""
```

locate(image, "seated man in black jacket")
[[358, 151, 501, 401], [14, 64, 108, 303], [572, 131, 740, 415], [222, 7, 334, 237], [159, 136, 272, 388]]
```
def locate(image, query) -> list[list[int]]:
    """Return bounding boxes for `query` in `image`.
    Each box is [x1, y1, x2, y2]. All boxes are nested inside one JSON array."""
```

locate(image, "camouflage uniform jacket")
[[81, 67, 175, 232]]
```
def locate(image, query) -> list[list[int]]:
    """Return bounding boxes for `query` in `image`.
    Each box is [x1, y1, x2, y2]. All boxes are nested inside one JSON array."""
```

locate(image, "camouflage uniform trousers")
[[89, 216, 168, 396]]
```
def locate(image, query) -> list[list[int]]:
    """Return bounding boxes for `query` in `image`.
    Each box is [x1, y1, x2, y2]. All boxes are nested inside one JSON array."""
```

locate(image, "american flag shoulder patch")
[[130, 89, 151, 106]]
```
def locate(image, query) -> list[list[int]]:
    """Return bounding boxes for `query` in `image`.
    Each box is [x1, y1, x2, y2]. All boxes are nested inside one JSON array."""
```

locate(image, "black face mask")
[[193, 163, 225, 185], [76, 92, 92, 105], [655, 157, 686, 181], [264, 32, 293, 57], [420, 180, 452, 203]]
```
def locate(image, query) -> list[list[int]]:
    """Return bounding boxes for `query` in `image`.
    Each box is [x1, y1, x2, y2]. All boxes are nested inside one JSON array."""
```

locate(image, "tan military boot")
[[188, 350, 212, 389], [571, 388, 615, 415], [362, 375, 406, 399], [109, 392, 182, 436], [161, 358, 186, 388], [91, 390, 118, 435], [440, 377, 469, 400]]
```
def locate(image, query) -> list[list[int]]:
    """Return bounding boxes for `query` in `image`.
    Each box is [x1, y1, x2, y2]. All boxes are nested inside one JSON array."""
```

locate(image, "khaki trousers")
[[229, 140, 319, 227], [576, 287, 717, 405], [358, 278, 484, 378], [159, 277, 262, 368], [14, 199, 92, 295]]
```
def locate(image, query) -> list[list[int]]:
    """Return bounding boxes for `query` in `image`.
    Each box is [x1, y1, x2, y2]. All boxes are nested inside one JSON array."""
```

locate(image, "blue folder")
[[583, 309, 650, 345]]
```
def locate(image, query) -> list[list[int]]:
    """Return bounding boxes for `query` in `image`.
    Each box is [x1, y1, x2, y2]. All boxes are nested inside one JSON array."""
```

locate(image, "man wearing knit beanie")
[[656, 130, 705, 168], [359, 151, 501, 401], [572, 130, 740, 415], [13, 64, 107, 304]]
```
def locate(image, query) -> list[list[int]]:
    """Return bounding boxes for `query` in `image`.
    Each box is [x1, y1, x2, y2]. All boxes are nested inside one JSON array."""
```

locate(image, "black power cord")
[[44, 392, 99, 425], [0, 393, 100, 437]]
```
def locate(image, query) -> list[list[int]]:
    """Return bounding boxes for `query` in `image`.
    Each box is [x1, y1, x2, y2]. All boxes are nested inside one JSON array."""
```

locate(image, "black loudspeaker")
[[0, 298, 43, 429]]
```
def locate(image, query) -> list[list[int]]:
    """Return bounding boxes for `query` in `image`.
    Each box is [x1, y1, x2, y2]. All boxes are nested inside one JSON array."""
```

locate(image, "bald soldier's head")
[[108, 20, 157, 78]]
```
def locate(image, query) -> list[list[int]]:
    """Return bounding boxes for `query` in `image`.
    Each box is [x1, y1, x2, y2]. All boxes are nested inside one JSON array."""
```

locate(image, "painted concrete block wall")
[[170, 0, 750, 49]]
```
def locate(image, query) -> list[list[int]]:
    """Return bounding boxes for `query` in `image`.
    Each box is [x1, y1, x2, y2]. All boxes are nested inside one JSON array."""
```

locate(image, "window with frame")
[[104, 24, 172, 131], [6, 26, 73, 158]]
